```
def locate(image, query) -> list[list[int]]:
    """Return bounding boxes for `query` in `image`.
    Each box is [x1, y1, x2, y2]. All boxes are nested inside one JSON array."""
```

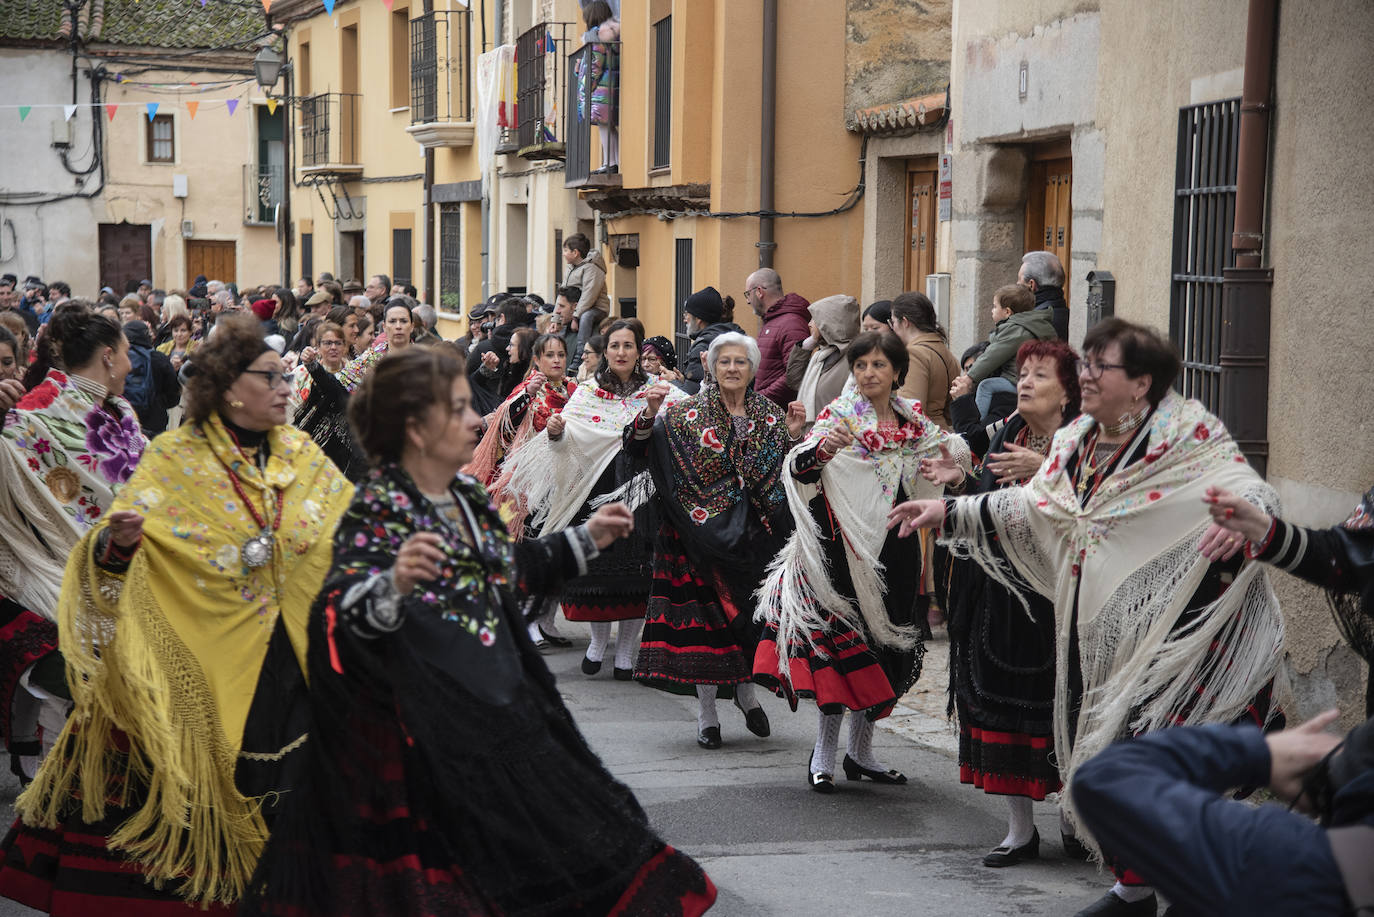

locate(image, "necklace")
[[1023, 430, 1053, 455], [224, 449, 284, 568], [1102, 403, 1148, 438], [1076, 427, 1133, 500]]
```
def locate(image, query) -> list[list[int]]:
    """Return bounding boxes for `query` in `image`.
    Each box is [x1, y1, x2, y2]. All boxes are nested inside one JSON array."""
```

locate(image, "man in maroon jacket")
[[745, 268, 810, 405]]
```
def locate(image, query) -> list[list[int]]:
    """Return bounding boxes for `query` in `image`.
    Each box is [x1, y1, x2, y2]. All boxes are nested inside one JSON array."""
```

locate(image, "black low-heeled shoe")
[[807, 752, 835, 794], [612, 667, 633, 681], [1072, 891, 1157, 917], [1062, 832, 1094, 862], [538, 626, 574, 648], [697, 726, 722, 749], [841, 754, 907, 784], [733, 698, 770, 737], [982, 828, 1040, 867], [580, 656, 602, 675]]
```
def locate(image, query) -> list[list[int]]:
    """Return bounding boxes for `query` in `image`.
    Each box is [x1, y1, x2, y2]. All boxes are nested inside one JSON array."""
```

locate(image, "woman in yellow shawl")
[[0, 314, 353, 916]]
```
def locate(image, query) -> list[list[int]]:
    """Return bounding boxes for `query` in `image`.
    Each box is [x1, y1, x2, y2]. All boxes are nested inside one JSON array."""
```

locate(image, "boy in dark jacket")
[[959, 284, 1057, 418]]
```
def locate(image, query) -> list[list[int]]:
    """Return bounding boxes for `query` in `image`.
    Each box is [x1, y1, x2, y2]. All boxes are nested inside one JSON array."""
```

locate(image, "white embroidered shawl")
[[499, 375, 685, 534], [756, 388, 970, 672], [943, 392, 1285, 841]]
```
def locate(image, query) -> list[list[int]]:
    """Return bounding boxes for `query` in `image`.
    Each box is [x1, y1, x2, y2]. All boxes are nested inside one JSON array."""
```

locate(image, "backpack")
[[123, 344, 155, 419]]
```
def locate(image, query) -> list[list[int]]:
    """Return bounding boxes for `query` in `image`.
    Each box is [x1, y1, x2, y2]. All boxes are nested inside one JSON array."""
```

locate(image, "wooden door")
[[185, 240, 237, 288], [98, 223, 152, 294], [1026, 157, 1073, 297], [905, 168, 937, 292]]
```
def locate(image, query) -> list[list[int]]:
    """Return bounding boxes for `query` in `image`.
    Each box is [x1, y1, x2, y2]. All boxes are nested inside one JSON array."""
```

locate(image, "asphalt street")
[[0, 629, 1105, 916]]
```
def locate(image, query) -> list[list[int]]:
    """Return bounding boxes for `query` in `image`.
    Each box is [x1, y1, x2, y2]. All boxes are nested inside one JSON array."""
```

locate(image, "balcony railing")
[[243, 162, 284, 225], [408, 9, 474, 148], [299, 92, 362, 172], [515, 22, 571, 159], [565, 39, 621, 188]]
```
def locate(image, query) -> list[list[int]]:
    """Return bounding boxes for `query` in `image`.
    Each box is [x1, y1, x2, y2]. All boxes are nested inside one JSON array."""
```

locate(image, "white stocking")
[[696, 685, 719, 731], [538, 605, 565, 638], [811, 709, 843, 776], [845, 710, 886, 771], [614, 618, 643, 670], [1002, 796, 1036, 848], [586, 621, 611, 662], [1112, 883, 1154, 903], [733, 681, 760, 711]]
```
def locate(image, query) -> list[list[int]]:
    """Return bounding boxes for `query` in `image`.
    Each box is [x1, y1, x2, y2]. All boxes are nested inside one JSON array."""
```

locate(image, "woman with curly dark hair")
[[0, 314, 354, 914], [243, 347, 716, 917]]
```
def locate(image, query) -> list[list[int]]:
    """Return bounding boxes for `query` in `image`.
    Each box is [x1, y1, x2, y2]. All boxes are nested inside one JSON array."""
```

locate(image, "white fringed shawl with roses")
[[498, 376, 686, 534], [942, 391, 1285, 840], [756, 388, 970, 674], [0, 370, 146, 620]]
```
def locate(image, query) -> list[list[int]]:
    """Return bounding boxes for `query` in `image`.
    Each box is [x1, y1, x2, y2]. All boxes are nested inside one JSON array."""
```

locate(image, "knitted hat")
[[683, 286, 724, 324], [251, 298, 276, 322]]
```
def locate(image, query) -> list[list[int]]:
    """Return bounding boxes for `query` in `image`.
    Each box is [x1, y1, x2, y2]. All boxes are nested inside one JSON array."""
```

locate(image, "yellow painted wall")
[[101, 72, 278, 289]]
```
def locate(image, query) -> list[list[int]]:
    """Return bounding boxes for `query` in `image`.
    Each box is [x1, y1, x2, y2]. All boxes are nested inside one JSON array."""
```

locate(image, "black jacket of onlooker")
[[467, 322, 517, 416], [1033, 285, 1070, 341], [121, 321, 181, 435]]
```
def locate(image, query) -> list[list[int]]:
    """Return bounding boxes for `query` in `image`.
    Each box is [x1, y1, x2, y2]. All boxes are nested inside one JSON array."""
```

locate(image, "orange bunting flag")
[[383, 0, 394, 8], [261, 0, 271, 12], [267, 98, 278, 115], [186, 100, 199, 119], [106, 103, 118, 120]]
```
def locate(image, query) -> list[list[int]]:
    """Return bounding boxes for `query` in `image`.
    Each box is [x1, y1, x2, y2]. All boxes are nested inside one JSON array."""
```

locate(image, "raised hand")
[[393, 532, 446, 595], [820, 424, 854, 458], [1202, 485, 1273, 544], [586, 502, 635, 548], [785, 401, 807, 439], [643, 381, 673, 418], [919, 443, 964, 486], [524, 371, 548, 396], [481, 350, 501, 371], [107, 509, 145, 548], [1266, 709, 1343, 811], [545, 413, 566, 438], [986, 442, 1047, 484], [949, 373, 974, 400], [300, 346, 319, 367], [886, 499, 946, 538], [0, 378, 24, 413]]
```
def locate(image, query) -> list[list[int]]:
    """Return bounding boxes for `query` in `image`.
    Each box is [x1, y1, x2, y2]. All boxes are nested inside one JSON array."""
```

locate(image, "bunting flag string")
[[0, 96, 265, 122]]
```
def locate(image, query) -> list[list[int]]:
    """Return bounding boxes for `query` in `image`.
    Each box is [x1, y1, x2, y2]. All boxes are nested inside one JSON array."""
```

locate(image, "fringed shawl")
[[498, 376, 685, 535], [18, 414, 353, 907], [0, 369, 146, 620], [465, 375, 575, 490], [756, 389, 970, 674], [942, 392, 1285, 843]]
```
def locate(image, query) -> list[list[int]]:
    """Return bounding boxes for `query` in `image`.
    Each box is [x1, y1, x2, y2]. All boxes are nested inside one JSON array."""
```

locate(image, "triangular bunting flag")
[[267, 98, 278, 115], [261, 0, 271, 12], [106, 103, 119, 120], [226, 99, 239, 116], [323, 0, 335, 14], [18, 106, 30, 121], [186, 100, 199, 119], [383, 0, 394, 9], [63, 104, 77, 121], [146, 102, 159, 121]]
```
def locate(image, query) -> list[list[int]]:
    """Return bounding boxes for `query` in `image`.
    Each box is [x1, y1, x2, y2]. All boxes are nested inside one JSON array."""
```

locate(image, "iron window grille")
[[439, 204, 462, 312], [673, 238, 693, 359], [652, 16, 672, 170], [515, 22, 571, 156], [1169, 98, 1241, 413], [410, 9, 472, 124]]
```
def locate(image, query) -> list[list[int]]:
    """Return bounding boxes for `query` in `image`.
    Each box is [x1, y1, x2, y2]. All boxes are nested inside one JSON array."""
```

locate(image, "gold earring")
[[228, 399, 245, 408]]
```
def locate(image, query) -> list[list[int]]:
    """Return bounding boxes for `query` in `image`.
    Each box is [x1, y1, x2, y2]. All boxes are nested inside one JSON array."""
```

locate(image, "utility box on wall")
[[1086, 269, 1115, 327], [926, 272, 951, 331]]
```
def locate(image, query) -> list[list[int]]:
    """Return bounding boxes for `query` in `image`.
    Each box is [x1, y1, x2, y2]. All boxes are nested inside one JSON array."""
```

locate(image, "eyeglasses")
[[320, 339, 345, 347], [241, 369, 291, 389], [1076, 359, 1128, 380]]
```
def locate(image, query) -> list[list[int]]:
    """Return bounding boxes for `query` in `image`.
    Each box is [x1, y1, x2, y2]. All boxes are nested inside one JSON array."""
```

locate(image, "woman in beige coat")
[[784, 294, 861, 430], [888, 291, 960, 430]]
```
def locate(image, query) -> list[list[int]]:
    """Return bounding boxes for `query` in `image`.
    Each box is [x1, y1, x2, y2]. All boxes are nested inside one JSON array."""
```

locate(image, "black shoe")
[[982, 828, 1040, 867], [580, 656, 603, 675], [807, 752, 835, 794], [538, 625, 573, 648], [613, 667, 633, 681], [1072, 891, 1157, 917], [1062, 831, 1094, 861], [697, 726, 722, 749], [734, 698, 770, 737], [841, 754, 907, 784], [533, 638, 553, 654]]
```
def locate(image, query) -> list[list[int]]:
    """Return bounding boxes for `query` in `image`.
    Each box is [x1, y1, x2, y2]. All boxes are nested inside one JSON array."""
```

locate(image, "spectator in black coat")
[[466, 299, 530, 416], [121, 320, 181, 435]]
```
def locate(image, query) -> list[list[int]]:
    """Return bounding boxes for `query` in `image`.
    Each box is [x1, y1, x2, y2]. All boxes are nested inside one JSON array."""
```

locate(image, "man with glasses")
[[744, 267, 810, 405]]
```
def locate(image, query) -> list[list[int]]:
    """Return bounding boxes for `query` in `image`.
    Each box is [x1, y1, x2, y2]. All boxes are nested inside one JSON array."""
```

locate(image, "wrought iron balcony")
[[515, 22, 571, 160], [407, 9, 474, 149], [299, 92, 362, 174], [243, 162, 284, 225], [565, 39, 622, 189]]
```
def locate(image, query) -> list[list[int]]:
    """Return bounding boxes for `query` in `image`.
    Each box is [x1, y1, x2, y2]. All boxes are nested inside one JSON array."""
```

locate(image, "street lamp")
[[254, 46, 283, 90]]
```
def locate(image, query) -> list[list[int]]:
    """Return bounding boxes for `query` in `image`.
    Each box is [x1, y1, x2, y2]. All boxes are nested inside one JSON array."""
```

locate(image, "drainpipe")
[[757, 0, 777, 269], [420, 0, 434, 304], [481, 0, 502, 297], [1219, 0, 1277, 475]]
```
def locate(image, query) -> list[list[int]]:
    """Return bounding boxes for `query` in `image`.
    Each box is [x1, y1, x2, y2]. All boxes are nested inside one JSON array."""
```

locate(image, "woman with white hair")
[[628, 332, 803, 747]]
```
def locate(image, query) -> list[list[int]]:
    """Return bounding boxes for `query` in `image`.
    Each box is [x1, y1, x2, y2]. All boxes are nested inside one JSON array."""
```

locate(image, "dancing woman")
[[925, 339, 1083, 867], [293, 321, 368, 481], [755, 330, 969, 792], [889, 318, 1286, 917], [628, 333, 800, 747], [502, 320, 686, 677], [242, 347, 716, 917], [0, 315, 352, 914]]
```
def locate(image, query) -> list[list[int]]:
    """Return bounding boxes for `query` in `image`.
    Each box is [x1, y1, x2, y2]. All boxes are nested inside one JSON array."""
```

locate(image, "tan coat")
[[898, 331, 960, 430]]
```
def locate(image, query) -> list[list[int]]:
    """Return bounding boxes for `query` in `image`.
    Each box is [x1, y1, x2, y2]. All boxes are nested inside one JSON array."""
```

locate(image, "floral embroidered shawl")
[[0, 369, 146, 619], [757, 387, 970, 665], [19, 414, 353, 906], [499, 375, 686, 535], [943, 392, 1284, 841], [465, 374, 576, 489]]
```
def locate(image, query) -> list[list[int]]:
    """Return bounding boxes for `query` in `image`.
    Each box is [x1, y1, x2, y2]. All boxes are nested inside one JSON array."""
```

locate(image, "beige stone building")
[[946, 0, 1374, 719]]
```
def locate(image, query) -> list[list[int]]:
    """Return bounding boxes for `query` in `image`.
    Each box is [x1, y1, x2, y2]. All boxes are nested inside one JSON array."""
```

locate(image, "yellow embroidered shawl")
[[18, 413, 353, 906]]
